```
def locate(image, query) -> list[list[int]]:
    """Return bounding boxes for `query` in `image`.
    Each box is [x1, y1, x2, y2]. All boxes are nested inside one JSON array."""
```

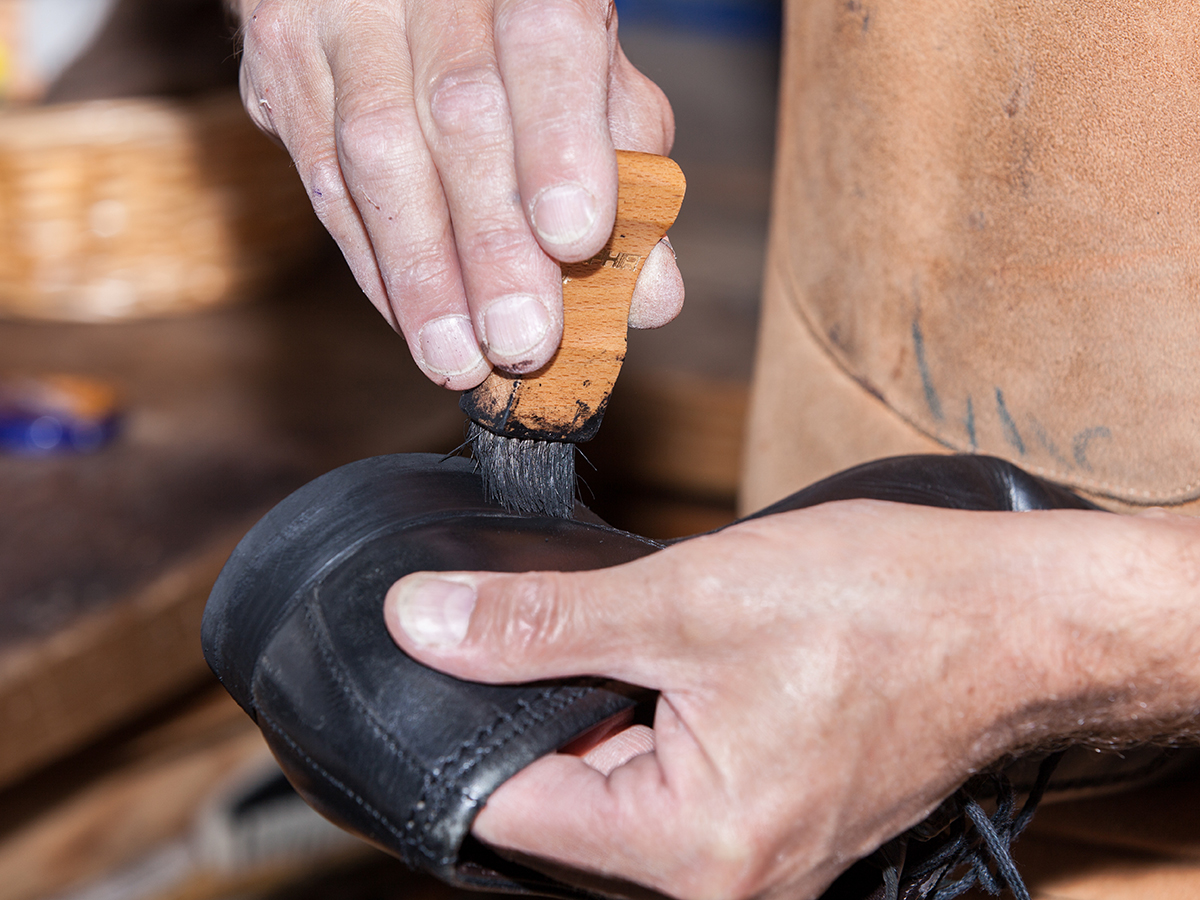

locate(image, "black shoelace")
[[875, 751, 1065, 900]]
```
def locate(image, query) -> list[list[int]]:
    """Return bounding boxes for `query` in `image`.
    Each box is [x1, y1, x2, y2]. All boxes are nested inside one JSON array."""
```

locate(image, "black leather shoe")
[[202, 453, 1097, 898]]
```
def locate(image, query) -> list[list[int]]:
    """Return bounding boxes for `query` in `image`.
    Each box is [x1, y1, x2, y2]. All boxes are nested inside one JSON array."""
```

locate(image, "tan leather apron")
[[742, 2, 1200, 893], [743, 0, 1200, 516]]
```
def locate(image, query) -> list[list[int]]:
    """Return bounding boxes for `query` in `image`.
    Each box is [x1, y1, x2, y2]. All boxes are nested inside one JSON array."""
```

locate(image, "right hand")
[[233, 0, 679, 389]]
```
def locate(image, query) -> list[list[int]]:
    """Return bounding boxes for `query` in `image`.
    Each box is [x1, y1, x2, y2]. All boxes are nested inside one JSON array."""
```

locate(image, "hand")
[[384, 500, 1200, 899], [234, 0, 680, 389]]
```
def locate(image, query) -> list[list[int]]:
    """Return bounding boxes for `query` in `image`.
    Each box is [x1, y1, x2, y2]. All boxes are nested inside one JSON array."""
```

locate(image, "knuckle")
[[609, 55, 676, 153], [496, 1, 609, 96], [386, 241, 460, 311], [426, 65, 509, 142], [240, 0, 293, 57], [503, 574, 569, 649], [302, 157, 350, 219], [336, 103, 414, 170], [495, 0, 599, 42], [459, 216, 533, 266], [493, 573, 589, 658]]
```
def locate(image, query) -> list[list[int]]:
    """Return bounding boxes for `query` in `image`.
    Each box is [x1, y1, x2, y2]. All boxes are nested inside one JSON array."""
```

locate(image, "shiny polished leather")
[[202, 452, 1096, 897]]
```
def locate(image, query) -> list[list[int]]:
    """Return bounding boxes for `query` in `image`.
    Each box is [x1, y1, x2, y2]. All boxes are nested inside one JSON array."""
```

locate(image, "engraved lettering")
[[585, 251, 643, 270]]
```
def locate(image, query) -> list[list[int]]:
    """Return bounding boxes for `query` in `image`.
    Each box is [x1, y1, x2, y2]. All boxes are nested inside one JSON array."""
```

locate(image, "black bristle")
[[468, 422, 576, 518]]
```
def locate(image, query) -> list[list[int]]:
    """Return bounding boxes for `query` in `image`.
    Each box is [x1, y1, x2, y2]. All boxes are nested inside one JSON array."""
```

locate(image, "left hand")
[[384, 500, 1200, 899]]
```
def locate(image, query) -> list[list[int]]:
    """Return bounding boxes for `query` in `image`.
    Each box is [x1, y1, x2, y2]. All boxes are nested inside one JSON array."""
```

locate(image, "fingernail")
[[394, 576, 476, 648], [482, 294, 551, 359], [418, 315, 484, 376], [531, 183, 598, 245]]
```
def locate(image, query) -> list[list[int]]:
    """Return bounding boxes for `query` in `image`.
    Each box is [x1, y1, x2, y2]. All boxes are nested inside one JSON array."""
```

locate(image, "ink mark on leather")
[[1028, 417, 1072, 469], [911, 318, 943, 421], [843, 0, 870, 33], [994, 388, 1026, 455], [1072, 426, 1112, 472], [1004, 80, 1030, 119], [1011, 142, 1036, 195]]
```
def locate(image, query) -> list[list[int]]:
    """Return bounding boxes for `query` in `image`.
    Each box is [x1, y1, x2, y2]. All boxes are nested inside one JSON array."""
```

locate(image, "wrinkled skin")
[[231, 3, 1200, 898], [386, 502, 1200, 899], [233, 0, 680, 389]]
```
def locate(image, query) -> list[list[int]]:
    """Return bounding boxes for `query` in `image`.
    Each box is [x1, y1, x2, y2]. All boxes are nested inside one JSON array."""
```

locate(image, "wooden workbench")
[[0, 255, 466, 789]]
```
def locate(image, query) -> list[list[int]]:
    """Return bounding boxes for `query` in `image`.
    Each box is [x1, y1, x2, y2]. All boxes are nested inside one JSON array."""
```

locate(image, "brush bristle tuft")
[[468, 422, 576, 517]]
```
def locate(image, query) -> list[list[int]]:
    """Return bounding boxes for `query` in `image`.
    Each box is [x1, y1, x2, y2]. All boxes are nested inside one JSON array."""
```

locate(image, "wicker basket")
[[0, 91, 321, 321]]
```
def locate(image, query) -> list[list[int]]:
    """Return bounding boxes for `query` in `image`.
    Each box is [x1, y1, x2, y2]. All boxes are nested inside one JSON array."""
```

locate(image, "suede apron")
[[742, 1, 1200, 893], [744, 0, 1200, 516]]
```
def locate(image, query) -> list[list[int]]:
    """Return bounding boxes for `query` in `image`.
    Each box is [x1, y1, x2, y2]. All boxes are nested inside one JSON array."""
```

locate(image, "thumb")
[[383, 566, 664, 685]]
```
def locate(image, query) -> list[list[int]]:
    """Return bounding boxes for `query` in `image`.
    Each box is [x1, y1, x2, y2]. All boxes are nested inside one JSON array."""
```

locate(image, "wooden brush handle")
[[461, 151, 686, 442]]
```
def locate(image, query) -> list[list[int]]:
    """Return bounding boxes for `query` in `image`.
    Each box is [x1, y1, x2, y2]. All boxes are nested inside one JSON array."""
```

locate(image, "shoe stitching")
[[302, 596, 427, 775], [445, 689, 596, 795], [258, 708, 437, 863], [415, 687, 603, 863], [302, 591, 608, 867]]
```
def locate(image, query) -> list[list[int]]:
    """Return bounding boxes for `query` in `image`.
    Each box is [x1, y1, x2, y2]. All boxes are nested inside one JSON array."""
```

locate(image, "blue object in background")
[[614, 0, 782, 39], [0, 374, 121, 455]]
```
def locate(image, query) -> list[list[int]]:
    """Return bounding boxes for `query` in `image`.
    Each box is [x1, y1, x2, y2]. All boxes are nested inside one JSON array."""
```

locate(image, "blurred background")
[[0, 1, 779, 898]]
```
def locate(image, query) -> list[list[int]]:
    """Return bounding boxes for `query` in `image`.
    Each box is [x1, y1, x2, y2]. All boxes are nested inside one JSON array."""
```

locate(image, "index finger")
[[473, 752, 678, 891], [472, 697, 739, 899]]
